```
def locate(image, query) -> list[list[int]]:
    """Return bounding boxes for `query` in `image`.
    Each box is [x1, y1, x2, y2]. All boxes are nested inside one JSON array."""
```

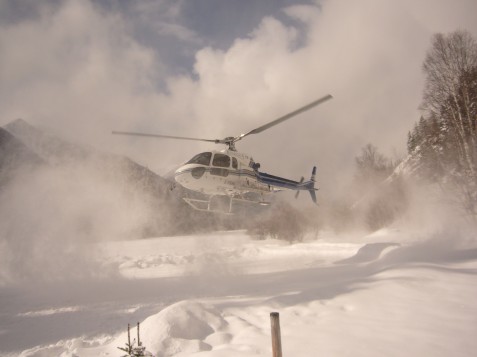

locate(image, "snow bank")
[[83, 301, 227, 357]]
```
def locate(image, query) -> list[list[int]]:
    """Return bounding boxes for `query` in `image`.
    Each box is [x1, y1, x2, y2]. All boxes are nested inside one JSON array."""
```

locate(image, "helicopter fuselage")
[[174, 149, 318, 212], [174, 149, 275, 197]]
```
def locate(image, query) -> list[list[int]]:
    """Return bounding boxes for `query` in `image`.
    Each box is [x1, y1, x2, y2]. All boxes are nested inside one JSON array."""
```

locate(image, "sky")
[[1, 0, 477, 198]]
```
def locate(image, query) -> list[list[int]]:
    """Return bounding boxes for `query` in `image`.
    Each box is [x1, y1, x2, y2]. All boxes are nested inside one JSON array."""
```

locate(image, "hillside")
[[0, 127, 45, 188], [1, 119, 240, 237]]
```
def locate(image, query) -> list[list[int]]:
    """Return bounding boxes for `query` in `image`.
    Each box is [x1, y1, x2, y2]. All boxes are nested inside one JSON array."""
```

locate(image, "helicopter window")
[[212, 153, 230, 168], [232, 157, 238, 169], [210, 168, 229, 177], [187, 152, 212, 166], [191, 167, 206, 179]]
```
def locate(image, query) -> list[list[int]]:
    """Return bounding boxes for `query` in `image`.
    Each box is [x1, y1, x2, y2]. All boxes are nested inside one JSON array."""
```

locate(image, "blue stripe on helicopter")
[[175, 167, 309, 191], [255, 171, 301, 189]]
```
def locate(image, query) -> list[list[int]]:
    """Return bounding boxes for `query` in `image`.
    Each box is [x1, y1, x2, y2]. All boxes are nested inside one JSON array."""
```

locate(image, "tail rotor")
[[295, 177, 305, 199], [295, 166, 318, 204]]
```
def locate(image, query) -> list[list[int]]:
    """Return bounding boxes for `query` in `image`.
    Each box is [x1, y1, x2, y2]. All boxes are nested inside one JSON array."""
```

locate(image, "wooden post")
[[137, 322, 141, 346], [270, 312, 283, 357], [127, 323, 131, 354]]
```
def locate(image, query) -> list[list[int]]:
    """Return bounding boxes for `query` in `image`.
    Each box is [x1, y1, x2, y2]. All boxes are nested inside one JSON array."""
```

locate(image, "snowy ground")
[[1, 228, 477, 356]]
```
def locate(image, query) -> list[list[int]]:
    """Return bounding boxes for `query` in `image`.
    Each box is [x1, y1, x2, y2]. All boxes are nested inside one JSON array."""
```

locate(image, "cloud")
[[0, 0, 164, 156], [126, 0, 203, 47], [180, 0, 477, 193], [0, 164, 155, 285], [1, 0, 477, 197]]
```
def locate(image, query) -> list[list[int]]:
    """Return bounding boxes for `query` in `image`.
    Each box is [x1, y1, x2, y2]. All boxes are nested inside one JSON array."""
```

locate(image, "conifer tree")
[[413, 30, 477, 216]]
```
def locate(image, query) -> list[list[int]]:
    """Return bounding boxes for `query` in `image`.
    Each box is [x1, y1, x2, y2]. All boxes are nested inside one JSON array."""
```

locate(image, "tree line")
[[248, 30, 477, 239], [408, 30, 477, 217], [324, 30, 477, 233]]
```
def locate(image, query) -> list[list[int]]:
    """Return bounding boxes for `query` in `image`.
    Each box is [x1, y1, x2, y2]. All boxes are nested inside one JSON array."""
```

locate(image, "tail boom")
[[257, 166, 318, 204]]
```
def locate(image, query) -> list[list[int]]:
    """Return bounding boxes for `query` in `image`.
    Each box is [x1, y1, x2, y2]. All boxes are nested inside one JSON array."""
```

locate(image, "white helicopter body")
[[174, 150, 267, 196]]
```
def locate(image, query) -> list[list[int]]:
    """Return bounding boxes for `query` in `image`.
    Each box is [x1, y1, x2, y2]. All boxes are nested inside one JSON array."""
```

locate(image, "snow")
[[1, 228, 477, 356]]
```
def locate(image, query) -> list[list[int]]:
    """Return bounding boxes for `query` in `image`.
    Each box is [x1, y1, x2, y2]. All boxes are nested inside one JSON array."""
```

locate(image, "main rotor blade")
[[112, 130, 219, 143], [240, 94, 333, 139]]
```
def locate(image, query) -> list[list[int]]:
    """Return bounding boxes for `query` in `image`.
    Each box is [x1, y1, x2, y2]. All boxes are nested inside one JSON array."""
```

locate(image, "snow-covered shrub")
[[247, 201, 310, 243]]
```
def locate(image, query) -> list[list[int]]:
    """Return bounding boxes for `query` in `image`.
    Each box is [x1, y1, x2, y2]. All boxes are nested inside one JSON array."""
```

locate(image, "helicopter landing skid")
[[183, 195, 270, 214]]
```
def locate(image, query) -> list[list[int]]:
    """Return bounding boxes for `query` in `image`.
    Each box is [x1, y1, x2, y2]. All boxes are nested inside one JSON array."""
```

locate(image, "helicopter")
[[113, 94, 332, 213]]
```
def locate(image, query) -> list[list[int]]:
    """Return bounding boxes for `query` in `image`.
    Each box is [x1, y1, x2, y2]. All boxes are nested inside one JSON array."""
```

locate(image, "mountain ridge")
[[1, 119, 238, 237]]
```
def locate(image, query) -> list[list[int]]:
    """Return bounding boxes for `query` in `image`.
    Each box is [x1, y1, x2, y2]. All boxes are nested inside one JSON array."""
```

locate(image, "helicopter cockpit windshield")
[[187, 152, 212, 166]]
